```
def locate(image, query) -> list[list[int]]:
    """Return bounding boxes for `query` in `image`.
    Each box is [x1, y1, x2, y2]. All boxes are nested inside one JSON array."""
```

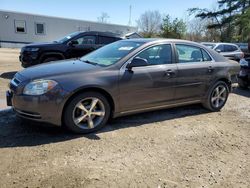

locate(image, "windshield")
[[55, 32, 81, 43], [80, 40, 144, 67]]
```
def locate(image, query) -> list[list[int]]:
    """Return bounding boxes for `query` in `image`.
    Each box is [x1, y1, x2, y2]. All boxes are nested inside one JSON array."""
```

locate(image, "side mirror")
[[126, 57, 148, 71], [68, 40, 79, 47], [215, 49, 221, 53]]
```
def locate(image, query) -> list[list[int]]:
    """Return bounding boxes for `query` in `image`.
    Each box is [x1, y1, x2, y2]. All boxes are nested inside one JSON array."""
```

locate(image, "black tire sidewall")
[[206, 81, 229, 111], [63, 92, 110, 134], [42, 57, 59, 63]]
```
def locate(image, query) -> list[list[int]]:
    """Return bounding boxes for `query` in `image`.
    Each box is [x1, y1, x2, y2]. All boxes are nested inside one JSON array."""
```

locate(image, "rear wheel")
[[203, 81, 229, 111], [63, 92, 110, 134]]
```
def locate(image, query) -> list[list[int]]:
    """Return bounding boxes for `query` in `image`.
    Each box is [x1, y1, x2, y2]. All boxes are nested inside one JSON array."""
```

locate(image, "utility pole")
[[128, 5, 132, 26]]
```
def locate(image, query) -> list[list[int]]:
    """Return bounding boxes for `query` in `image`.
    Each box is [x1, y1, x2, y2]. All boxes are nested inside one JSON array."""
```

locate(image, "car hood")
[[18, 59, 98, 80], [24, 42, 60, 48]]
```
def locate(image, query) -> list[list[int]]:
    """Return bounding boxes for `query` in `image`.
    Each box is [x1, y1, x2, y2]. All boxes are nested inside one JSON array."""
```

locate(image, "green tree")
[[189, 0, 250, 42], [161, 15, 186, 39]]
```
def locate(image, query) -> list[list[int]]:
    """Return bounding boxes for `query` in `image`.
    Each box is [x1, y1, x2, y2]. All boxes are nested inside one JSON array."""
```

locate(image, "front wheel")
[[63, 92, 110, 134], [203, 81, 229, 112]]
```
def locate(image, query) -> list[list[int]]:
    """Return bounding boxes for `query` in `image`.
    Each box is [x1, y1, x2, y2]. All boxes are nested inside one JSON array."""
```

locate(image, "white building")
[[0, 10, 137, 48]]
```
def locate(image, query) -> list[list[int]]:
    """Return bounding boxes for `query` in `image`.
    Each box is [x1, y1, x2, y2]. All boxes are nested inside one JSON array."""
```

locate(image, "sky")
[[0, 0, 217, 26]]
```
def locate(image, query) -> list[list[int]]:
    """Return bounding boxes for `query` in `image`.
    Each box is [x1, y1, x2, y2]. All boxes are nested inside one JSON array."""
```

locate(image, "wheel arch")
[[40, 52, 65, 63], [61, 87, 115, 124]]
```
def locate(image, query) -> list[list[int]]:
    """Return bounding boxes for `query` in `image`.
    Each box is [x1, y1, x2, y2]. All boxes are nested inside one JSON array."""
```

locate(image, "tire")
[[238, 77, 249, 89], [42, 57, 60, 63], [63, 92, 111, 134], [203, 81, 229, 112]]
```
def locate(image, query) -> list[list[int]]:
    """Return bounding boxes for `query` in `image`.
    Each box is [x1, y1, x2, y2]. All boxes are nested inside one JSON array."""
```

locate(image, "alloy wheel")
[[211, 85, 227, 108], [72, 97, 105, 129]]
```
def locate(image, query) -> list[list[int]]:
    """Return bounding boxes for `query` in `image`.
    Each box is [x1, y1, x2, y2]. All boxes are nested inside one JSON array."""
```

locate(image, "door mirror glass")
[[127, 57, 148, 70], [215, 49, 221, 53]]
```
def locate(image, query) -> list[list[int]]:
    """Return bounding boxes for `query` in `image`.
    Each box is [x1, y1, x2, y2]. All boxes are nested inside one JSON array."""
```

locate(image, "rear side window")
[[225, 45, 238, 52], [99, 36, 118, 44], [176, 44, 212, 63], [75, 36, 96, 45]]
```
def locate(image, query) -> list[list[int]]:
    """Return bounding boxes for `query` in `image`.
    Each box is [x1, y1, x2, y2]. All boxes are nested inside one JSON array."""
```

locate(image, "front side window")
[[75, 36, 96, 45], [14, 20, 26, 33], [176, 44, 211, 63], [35, 23, 45, 35], [215, 44, 225, 52], [135, 44, 172, 65], [55, 32, 81, 43], [80, 40, 144, 67]]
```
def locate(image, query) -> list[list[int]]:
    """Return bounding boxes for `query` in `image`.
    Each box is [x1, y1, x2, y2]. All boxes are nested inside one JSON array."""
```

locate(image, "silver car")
[[202, 42, 244, 61]]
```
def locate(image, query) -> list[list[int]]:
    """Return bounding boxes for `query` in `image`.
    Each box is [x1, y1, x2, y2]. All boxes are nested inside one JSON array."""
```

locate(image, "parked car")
[[7, 39, 240, 133], [202, 42, 244, 61], [238, 58, 250, 89], [19, 31, 122, 68], [234, 43, 250, 58]]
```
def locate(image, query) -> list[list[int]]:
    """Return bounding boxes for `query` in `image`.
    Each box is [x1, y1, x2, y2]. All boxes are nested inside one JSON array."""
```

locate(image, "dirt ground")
[[0, 48, 22, 109], [0, 48, 249, 188]]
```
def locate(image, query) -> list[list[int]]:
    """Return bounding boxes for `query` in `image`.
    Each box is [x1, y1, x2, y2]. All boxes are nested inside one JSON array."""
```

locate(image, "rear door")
[[174, 44, 215, 101]]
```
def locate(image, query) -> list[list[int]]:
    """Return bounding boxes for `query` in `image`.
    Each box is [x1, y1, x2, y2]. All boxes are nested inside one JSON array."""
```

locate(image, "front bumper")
[[7, 86, 69, 126], [19, 52, 40, 68]]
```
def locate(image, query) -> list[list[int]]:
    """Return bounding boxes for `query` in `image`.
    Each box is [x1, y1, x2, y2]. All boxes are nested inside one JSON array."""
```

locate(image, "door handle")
[[165, 69, 175, 77], [208, 66, 214, 73]]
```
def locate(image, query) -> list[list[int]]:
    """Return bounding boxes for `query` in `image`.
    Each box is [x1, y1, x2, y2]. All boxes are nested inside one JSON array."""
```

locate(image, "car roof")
[[125, 38, 205, 45], [78, 31, 121, 38]]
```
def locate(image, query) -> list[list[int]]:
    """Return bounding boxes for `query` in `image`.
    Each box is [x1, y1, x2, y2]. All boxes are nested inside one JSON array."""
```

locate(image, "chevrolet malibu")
[[7, 39, 240, 133]]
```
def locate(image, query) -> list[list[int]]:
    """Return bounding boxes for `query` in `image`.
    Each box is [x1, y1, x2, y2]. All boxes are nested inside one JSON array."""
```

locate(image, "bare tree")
[[137, 10, 162, 37], [97, 12, 110, 23], [186, 17, 221, 42]]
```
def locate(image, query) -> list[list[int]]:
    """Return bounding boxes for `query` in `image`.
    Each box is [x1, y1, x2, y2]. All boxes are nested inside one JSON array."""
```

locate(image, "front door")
[[119, 44, 177, 112]]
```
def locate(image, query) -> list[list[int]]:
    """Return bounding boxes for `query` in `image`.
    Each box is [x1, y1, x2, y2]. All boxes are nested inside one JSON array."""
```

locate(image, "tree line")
[[137, 0, 250, 42]]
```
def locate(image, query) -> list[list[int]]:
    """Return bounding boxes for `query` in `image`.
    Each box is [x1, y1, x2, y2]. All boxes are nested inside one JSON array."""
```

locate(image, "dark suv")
[[19, 31, 122, 68]]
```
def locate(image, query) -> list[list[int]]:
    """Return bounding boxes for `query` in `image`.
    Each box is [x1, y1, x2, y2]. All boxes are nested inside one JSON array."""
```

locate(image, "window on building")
[[14, 20, 26, 33], [35, 23, 45, 35]]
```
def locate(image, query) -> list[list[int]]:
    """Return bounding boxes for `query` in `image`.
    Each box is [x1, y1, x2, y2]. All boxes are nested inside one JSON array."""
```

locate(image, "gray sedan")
[[7, 39, 240, 133]]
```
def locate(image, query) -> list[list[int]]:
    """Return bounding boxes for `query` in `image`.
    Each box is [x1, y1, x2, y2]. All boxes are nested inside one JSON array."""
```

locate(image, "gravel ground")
[[0, 48, 249, 188]]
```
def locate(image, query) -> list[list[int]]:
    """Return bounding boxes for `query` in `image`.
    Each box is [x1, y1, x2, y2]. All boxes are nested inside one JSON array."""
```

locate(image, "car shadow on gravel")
[[233, 87, 250, 98], [0, 71, 17, 80], [0, 105, 209, 148]]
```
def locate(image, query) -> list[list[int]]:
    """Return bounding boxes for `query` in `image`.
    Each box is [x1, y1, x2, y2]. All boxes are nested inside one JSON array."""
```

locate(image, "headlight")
[[25, 48, 39, 52], [23, 80, 58, 95]]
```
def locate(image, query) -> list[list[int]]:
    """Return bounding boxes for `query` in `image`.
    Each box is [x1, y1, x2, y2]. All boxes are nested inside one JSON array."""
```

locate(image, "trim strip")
[[119, 100, 201, 115]]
